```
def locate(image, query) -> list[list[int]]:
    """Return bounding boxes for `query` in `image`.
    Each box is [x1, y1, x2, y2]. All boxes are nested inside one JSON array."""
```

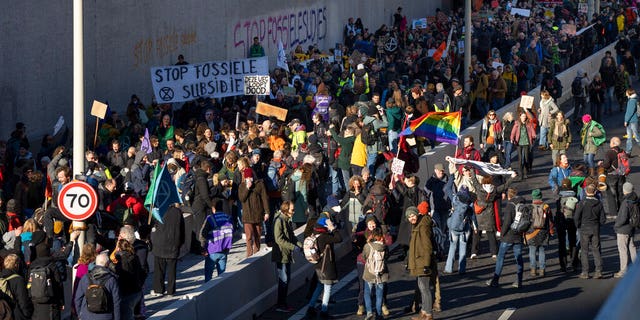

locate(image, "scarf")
[[553, 119, 566, 141]]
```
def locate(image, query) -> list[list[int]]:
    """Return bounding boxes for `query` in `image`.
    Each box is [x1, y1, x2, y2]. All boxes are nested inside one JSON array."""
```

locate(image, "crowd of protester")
[[0, 1, 638, 319]]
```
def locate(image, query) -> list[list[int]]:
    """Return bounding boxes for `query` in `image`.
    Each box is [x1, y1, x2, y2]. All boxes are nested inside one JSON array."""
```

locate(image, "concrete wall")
[[1, 0, 446, 141]]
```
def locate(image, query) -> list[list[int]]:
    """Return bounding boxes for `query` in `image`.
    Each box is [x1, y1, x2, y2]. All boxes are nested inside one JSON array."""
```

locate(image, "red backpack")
[[614, 149, 631, 176]]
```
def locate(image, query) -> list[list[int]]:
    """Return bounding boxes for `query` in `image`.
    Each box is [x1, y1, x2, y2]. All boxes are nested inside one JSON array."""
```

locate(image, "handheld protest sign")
[[57, 181, 98, 221], [243, 75, 271, 95]]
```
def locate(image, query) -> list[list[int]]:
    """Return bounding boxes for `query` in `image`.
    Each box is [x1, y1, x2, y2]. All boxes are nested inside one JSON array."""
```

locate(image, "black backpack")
[[628, 200, 640, 229], [178, 170, 196, 205], [280, 175, 295, 202], [86, 271, 111, 314], [28, 265, 55, 303], [571, 77, 583, 96], [361, 122, 378, 146]]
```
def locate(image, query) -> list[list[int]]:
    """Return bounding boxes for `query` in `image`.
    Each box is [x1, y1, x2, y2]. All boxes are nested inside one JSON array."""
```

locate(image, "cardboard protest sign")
[[244, 75, 271, 95], [256, 101, 288, 121], [90, 100, 108, 119], [391, 158, 405, 175], [520, 95, 534, 110]]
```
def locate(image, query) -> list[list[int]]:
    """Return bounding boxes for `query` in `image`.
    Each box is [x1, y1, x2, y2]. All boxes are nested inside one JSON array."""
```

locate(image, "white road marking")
[[498, 307, 517, 320]]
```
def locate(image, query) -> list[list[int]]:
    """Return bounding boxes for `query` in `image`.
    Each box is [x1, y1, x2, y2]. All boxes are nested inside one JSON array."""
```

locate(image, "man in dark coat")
[[406, 206, 435, 320], [613, 182, 638, 278], [306, 217, 341, 318], [574, 184, 607, 279], [1, 253, 33, 320], [150, 206, 185, 296]]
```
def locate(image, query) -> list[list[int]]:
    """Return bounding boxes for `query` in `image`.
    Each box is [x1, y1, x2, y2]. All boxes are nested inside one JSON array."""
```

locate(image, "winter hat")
[[326, 195, 340, 209], [6, 199, 17, 213], [243, 168, 254, 179], [531, 189, 542, 200], [577, 69, 585, 77], [405, 206, 419, 218], [582, 114, 592, 123], [417, 201, 429, 215], [457, 185, 472, 204], [316, 217, 329, 228], [623, 182, 634, 194], [433, 163, 444, 171]]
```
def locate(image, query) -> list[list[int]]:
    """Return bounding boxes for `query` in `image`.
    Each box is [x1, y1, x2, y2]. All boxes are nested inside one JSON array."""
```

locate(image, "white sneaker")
[[492, 255, 497, 260], [149, 290, 163, 297], [470, 254, 477, 259]]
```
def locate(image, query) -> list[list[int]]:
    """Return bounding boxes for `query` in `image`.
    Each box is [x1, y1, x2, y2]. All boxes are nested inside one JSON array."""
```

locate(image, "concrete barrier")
[[148, 41, 618, 320]]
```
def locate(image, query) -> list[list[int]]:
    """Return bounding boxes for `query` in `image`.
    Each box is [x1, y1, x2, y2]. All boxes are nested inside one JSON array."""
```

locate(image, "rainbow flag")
[[399, 111, 461, 144]]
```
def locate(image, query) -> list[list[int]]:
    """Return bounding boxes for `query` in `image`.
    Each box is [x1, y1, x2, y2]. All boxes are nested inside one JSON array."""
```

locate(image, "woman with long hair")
[[510, 111, 537, 180], [548, 111, 571, 164]]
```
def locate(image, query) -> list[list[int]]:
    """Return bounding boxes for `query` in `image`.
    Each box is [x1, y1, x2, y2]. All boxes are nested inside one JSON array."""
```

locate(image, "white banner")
[[150, 56, 269, 103], [510, 8, 531, 17], [448, 158, 515, 176]]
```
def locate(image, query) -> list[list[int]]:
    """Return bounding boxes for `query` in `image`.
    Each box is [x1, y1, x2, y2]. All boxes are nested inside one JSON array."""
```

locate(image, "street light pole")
[[73, 0, 86, 257], [464, 0, 472, 92]]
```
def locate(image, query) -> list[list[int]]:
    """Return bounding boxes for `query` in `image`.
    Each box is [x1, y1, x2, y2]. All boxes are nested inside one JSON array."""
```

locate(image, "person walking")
[[406, 206, 435, 320], [362, 227, 389, 320], [580, 114, 606, 174], [487, 188, 525, 288], [624, 88, 640, 155], [200, 200, 233, 282], [306, 217, 342, 318], [613, 182, 638, 278], [272, 200, 302, 312], [525, 189, 554, 277], [574, 184, 607, 279]]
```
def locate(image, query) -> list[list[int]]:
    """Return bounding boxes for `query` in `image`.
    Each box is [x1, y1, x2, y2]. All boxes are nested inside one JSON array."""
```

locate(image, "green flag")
[[144, 162, 161, 208]]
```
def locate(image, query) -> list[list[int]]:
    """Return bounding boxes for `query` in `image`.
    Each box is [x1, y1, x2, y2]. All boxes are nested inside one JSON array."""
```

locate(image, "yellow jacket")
[[350, 134, 368, 167]]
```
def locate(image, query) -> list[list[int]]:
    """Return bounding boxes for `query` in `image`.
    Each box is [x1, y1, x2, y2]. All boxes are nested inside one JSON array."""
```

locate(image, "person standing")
[[238, 167, 270, 258], [248, 37, 265, 58], [272, 201, 302, 312], [599, 137, 626, 215], [571, 70, 590, 123], [306, 217, 342, 318], [362, 227, 389, 320], [556, 178, 580, 272], [580, 114, 606, 174], [624, 88, 640, 154], [406, 206, 435, 320], [1, 254, 33, 320], [150, 206, 185, 296], [443, 177, 475, 275], [537, 90, 559, 151], [510, 111, 537, 179], [574, 184, 607, 279], [486, 188, 525, 288], [74, 253, 121, 320], [613, 182, 638, 278], [525, 189, 554, 277], [547, 111, 571, 164]]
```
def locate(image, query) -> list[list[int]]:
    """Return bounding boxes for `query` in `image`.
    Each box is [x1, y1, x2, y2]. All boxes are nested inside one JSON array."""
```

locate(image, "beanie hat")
[[623, 182, 634, 194], [6, 199, 17, 213], [457, 185, 472, 204], [582, 114, 592, 123], [417, 201, 429, 215], [365, 214, 379, 224], [405, 206, 419, 218], [316, 217, 329, 228], [243, 168, 254, 179], [531, 189, 542, 200]]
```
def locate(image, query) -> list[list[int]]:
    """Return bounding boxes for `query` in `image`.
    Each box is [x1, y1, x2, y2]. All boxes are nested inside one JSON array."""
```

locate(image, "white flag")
[[448, 158, 515, 176], [53, 116, 65, 136], [442, 28, 454, 59], [277, 40, 289, 72]]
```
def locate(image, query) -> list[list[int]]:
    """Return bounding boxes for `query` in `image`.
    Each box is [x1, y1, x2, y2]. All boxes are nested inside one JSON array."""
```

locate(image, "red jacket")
[[6, 211, 22, 231], [510, 120, 537, 145]]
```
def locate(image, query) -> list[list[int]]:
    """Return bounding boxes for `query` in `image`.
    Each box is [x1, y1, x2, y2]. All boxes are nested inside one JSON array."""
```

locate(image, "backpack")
[[530, 203, 546, 229], [360, 122, 378, 146], [0, 274, 19, 302], [628, 200, 640, 229], [28, 265, 55, 303], [365, 194, 389, 225], [559, 194, 579, 219], [85, 271, 111, 314], [365, 243, 385, 281], [614, 149, 631, 176], [303, 234, 322, 264], [571, 76, 584, 96], [178, 170, 196, 205], [280, 175, 295, 202], [510, 203, 532, 233], [447, 202, 470, 232]]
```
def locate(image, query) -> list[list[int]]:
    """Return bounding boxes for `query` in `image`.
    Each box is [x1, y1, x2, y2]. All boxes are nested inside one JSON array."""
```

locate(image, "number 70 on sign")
[[57, 181, 99, 221]]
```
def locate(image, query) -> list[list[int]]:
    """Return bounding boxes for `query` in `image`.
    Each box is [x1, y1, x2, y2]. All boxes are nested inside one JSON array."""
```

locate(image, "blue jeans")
[[528, 245, 546, 270], [445, 230, 469, 273], [491, 98, 505, 110], [364, 282, 384, 315], [503, 141, 513, 168], [341, 169, 351, 191], [329, 166, 342, 195], [204, 251, 228, 282], [626, 122, 640, 154], [276, 262, 291, 306], [388, 130, 400, 154], [539, 126, 549, 148], [366, 150, 378, 176], [308, 281, 332, 312], [476, 98, 488, 117], [583, 153, 596, 169], [494, 242, 524, 282], [605, 86, 615, 114]]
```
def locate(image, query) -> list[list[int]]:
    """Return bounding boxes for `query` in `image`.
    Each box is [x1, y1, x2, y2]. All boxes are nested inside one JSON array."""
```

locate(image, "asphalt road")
[[258, 94, 639, 320]]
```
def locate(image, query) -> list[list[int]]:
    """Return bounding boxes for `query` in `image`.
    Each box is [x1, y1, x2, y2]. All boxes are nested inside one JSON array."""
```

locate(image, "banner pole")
[[93, 117, 99, 149]]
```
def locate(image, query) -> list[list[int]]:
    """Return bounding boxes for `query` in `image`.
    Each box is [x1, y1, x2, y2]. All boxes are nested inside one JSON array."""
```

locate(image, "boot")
[[530, 268, 537, 277], [539, 269, 545, 277], [486, 275, 499, 287], [588, 167, 596, 178], [411, 310, 432, 320], [356, 305, 365, 316]]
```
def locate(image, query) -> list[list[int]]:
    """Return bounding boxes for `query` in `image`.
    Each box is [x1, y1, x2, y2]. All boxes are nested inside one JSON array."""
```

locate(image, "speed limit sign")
[[57, 181, 98, 221]]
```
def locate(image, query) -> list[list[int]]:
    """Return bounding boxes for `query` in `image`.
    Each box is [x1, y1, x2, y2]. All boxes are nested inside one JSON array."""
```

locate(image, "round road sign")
[[57, 181, 99, 221]]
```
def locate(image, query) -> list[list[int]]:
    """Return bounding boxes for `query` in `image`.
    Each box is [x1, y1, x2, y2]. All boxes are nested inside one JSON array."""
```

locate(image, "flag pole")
[[453, 111, 462, 158]]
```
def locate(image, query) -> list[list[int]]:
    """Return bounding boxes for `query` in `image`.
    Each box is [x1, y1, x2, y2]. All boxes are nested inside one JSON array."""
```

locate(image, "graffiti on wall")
[[233, 5, 328, 57], [133, 29, 198, 68]]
